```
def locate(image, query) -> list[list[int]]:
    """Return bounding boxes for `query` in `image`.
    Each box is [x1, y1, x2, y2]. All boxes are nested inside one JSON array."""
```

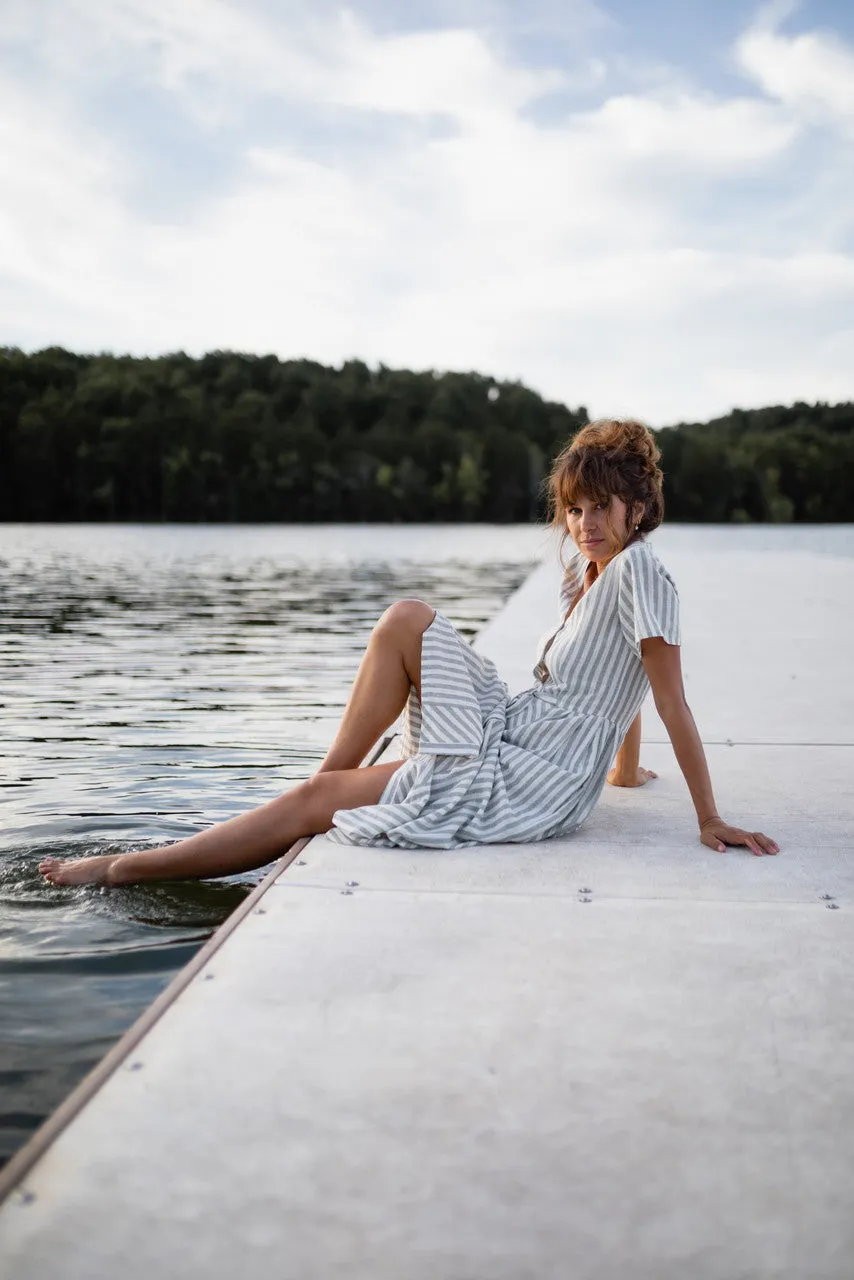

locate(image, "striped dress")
[[329, 538, 680, 849]]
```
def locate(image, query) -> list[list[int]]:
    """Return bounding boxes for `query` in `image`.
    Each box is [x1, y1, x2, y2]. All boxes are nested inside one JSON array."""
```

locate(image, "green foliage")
[[0, 346, 851, 521], [657, 404, 854, 522]]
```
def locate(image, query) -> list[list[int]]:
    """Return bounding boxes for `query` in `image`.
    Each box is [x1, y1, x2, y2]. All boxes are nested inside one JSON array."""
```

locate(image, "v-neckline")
[[563, 548, 619, 622], [536, 548, 626, 683]]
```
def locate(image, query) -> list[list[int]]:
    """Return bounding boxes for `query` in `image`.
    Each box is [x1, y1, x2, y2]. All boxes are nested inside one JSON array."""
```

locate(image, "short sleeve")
[[617, 545, 680, 656]]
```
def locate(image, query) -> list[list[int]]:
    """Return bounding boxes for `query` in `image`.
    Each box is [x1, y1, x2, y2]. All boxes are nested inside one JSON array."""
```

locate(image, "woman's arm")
[[640, 637, 779, 856], [607, 713, 658, 787]]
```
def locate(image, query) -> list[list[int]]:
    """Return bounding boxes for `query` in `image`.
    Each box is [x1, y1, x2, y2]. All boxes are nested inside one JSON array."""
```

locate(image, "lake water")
[[2, 521, 853, 1170]]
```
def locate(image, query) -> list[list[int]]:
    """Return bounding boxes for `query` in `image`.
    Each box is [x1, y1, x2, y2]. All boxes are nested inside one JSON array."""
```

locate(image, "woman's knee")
[[293, 774, 338, 831], [376, 598, 435, 640]]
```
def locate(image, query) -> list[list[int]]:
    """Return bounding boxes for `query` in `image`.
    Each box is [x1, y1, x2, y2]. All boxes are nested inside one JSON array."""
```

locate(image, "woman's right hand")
[[699, 817, 779, 856]]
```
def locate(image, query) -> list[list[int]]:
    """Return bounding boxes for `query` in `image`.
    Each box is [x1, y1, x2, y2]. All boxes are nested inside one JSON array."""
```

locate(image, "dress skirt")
[[327, 611, 622, 849]]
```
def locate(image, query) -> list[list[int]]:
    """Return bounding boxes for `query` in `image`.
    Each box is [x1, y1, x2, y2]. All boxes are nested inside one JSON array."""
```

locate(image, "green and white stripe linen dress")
[[329, 538, 680, 849]]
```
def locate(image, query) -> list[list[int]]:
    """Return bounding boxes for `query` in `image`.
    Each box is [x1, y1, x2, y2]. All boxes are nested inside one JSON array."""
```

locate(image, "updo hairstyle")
[[548, 418, 664, 553]]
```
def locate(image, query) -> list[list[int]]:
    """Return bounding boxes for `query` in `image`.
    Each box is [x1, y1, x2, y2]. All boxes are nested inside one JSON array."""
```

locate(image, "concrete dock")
[[1, 537, 852, 1279]]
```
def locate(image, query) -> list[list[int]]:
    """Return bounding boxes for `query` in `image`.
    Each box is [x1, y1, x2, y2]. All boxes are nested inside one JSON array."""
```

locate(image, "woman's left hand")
[[700, 817, 779, 856]]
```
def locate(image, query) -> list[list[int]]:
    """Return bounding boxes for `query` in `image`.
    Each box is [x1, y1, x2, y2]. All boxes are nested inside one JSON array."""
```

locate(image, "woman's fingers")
[[736, 827, 779, 856], [727, 825, 763, 856], [699, 822, 780, 856]]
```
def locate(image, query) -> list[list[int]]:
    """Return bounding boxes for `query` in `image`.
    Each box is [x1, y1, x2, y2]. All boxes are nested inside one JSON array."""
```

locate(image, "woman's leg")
[[317, 598, 435, 772], [39, 762, 403, 887], [38, 598, 435, 888]]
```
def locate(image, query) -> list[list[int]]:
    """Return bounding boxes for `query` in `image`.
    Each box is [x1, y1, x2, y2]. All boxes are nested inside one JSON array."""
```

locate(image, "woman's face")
[[565, 493, 633, 565]]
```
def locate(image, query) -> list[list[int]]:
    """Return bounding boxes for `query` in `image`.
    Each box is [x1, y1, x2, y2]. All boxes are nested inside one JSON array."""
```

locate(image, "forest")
[[1, 346, 852, 523]]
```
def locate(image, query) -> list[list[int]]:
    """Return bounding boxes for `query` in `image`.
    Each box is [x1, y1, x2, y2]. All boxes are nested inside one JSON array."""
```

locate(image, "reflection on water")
[[0, 523, 544, 1167]]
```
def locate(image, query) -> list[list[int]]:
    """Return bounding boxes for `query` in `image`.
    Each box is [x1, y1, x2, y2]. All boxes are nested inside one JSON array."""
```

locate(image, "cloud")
[[580, 92, 797, 167], [0, 0, 852, 422], [0, 80, 127, 299], [736, 5, 854, 137]]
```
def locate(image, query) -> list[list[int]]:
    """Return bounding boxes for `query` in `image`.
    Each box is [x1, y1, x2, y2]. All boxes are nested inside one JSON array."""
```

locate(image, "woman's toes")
[[41, 855, 117, 886], [38, 857, 72, 884]]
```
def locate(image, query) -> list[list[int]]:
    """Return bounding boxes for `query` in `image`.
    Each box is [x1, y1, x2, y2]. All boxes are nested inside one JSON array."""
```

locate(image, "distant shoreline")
[[2, 347, 852, 524]]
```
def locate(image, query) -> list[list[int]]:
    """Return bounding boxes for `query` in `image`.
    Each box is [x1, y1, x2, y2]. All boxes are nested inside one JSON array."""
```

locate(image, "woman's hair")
[[547, 418, 664, 554]]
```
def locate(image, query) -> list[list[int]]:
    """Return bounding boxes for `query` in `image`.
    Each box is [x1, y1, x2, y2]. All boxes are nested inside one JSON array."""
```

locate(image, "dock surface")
[[1, 536, 852, 1279]]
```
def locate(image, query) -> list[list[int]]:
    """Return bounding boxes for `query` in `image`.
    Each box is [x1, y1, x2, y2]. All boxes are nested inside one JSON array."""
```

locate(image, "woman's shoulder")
[[618, 538, 678, 590]]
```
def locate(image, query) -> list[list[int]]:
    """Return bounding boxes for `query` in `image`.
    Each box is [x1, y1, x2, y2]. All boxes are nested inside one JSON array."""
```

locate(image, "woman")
[[39, 418, 777, 887]]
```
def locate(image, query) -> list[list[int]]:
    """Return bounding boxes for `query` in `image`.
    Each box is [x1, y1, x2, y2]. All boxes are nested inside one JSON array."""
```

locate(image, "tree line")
[[1, 346, 851, 523]]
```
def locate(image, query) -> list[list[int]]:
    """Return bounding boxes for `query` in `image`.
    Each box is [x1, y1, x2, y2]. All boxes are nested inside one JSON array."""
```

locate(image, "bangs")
[[556, 449, 625, 512]]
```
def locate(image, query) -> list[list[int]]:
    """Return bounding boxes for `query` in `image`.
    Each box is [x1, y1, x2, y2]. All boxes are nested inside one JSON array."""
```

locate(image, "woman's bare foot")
[[39, 854, 120, 886], [606, 766, 658, 788]]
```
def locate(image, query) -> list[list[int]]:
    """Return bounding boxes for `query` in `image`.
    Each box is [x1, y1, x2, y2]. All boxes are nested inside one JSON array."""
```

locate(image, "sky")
[[1, 0, 853, 424]]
